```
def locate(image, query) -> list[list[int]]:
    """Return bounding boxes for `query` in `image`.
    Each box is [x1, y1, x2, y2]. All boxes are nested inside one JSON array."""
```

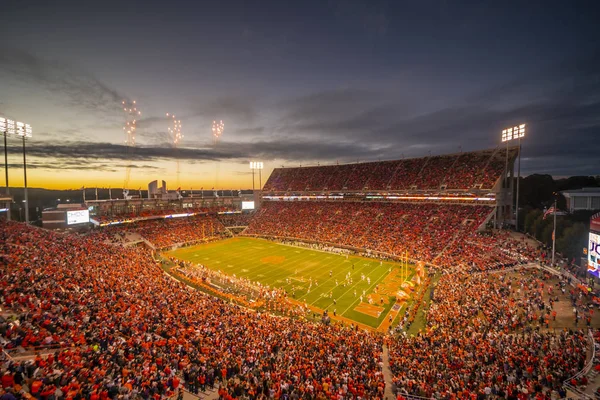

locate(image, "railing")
[[562, 329, 596, 400], [1, 349, 14, 362], [395, 393, 434, 400], [536, 263, 584, 289], [4, 343, 65, 359]]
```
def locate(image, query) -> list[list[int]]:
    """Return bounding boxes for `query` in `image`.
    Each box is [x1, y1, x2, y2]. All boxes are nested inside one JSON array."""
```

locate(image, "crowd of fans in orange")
[[442, 230, 536, 271], [388, 269, 588, 399], [92, 208, 205, 224], [246, 201, 529, 271], [88, 215, 229, 249], [1, 219, 593, 400], [1, 220, 385, 400], [216, 213, 254, 228], [263, 148, 516, 192]]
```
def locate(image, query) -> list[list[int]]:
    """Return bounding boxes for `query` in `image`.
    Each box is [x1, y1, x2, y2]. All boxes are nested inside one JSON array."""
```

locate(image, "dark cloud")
[[7, 160, 161, 172], [135, 130, 174, 147], [134, 97, 258, 144], [0, 46, 126, 116], [278, 88, 381, 123], [4, 45, 599, 176], [7, 139, 389, 165], [135, 117, 169, 129], [190, 96, 258, 123], [265, 50, 600, 172], [235, 126, 265, 136], [1, 0, 599, 183]]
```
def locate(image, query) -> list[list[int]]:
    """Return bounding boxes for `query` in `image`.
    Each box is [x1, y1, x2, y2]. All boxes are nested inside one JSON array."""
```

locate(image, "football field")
[[165, 237, 415, 328]]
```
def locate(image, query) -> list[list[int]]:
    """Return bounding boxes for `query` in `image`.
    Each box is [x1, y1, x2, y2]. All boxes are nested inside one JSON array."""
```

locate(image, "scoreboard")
[[589, 213, 600, 277]]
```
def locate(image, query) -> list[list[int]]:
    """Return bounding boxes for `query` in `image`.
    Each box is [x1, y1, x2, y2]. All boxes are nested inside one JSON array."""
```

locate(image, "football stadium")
[[3, 145, 600, 400], [2, 3, 600, 399]]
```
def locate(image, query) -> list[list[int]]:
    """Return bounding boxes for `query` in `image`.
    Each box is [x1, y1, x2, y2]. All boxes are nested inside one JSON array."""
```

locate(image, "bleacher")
[[245, 201, 513, 269], [89, 214, 228, 249], [262, 147, 517, 193]]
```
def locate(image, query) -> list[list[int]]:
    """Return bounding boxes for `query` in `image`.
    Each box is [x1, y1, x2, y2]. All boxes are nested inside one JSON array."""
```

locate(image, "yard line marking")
[[166, 237, 410, 328], [338, 269, 391, 317]]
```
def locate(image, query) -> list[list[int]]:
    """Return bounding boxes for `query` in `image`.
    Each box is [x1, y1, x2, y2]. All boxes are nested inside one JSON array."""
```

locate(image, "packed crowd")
[[216, 212, 254, 227], [388, 269, 588, 399], [439, 230, 535, 271], [89, 215, 229, 249], [0, 220, 385, 400], [92, 207, 233, 225], [262, 148, 517, 192], [246, 201, 527, 270]]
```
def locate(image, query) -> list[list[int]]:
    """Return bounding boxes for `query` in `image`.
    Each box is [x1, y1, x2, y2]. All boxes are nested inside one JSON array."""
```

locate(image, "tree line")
[[517, 174, 599, 261]]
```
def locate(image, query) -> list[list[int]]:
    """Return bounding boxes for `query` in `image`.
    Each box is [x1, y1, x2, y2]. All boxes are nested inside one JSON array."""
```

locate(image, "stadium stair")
[[382, 344, 396, 400], [478, 147, 503, 188], [413, 156, 431, 188], [440, 152, 462, 188], [432, 232, 459, 265]]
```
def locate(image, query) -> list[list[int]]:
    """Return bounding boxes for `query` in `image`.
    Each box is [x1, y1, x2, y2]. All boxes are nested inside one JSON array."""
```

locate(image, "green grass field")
[[165, 237, 414, 328]]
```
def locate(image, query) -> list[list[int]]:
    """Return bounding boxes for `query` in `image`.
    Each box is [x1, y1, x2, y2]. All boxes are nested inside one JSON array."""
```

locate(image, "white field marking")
[[302, 258, 376, 304], [339, 270, 391, 317]]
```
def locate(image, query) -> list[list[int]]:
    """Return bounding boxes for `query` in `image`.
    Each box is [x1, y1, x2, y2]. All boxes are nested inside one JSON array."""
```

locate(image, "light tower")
[[122, 100, 141, 196], [249, 161, 264, 191], [167, 113, 183, 188], [1, 117, 32, 222], [1, 117, 10, 196], [501, 123, 526, 229]]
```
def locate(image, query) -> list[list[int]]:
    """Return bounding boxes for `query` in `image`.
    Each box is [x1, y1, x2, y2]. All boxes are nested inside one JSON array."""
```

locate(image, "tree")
[[555, 176, 600, 191], [556, 222, 588, 260], [541, 223, 554, 247], [519, 174, 556, 209], [524, 209, 542, 234]]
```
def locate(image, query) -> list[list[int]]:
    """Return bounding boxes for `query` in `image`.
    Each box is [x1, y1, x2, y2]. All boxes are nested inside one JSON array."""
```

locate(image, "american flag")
[[543, 206, 556, 220]]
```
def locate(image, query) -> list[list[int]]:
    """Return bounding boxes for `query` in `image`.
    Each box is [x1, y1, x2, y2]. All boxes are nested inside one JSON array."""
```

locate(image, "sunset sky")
[[1, 0, 599, 190]]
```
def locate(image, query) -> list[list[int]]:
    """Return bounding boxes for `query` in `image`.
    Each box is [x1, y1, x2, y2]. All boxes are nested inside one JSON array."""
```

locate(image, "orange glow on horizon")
[[3, 162, 273, 190]]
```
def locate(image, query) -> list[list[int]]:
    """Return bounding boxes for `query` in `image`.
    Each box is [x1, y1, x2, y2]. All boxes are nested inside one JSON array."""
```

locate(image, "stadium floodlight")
[[501, 124, 525, 143], [1, 117, 9, 198], [18, 122, 32, 223], [501, 124, 526, 230], [0, 116, 32, 222], [249, 161, 264, 191]]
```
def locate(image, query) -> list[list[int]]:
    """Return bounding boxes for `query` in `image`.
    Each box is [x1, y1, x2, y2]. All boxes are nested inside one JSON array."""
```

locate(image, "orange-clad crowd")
[[263, 148, 515, 192], [1, 220, 384, 400], [246, 201, 530, 271], [88, 215, 228, 249], [388, 269, 588, 399]]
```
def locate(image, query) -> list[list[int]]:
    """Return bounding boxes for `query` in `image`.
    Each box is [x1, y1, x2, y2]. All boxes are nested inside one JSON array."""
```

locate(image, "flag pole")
[[404, 251, 407, 281], [551, 196, 557, 267]]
